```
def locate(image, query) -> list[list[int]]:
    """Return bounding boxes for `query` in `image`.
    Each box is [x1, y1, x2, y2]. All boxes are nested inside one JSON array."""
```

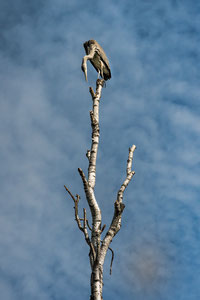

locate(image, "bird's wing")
[[94, 41, 111, 79], [95, 41, 111, 71]]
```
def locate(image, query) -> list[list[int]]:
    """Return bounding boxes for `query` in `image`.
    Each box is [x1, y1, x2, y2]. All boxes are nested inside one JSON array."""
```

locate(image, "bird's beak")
[[84, 71, 88, 82], [81, 58, 88, 82], [82, 66, 88, 82]]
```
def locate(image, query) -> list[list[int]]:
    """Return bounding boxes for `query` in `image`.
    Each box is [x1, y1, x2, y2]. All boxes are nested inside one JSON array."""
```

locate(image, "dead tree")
[[65, 79, 136, 300]]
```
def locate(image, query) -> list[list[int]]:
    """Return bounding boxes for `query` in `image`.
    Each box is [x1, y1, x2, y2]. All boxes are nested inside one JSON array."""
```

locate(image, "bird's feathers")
[[82, 40, 111, 81]]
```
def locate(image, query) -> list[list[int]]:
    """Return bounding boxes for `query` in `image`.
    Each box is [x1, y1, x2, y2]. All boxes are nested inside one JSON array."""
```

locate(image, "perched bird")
[[81, 39, 111, 82]]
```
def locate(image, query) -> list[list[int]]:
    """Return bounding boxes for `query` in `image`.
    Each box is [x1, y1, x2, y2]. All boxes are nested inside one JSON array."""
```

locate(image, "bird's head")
[[88, 39, 96, 45]]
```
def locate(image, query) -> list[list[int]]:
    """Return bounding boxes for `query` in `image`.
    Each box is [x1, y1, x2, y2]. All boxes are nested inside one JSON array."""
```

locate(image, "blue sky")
[[0, 0, 200, 299]]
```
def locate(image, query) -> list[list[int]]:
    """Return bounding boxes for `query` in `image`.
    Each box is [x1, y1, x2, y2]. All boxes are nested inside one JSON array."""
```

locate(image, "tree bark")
[[65, 79, 136, 300]]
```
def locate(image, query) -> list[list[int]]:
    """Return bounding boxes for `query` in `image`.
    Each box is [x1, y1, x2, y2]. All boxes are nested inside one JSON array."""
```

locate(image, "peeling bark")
[[65, 79, 136, 300]]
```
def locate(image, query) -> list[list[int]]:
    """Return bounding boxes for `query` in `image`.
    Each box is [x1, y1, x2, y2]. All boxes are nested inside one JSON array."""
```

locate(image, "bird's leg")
[[100, 60, 104, 79], [81, 46, 96, 82], [97, 70, 100, 79], [99, 61, 106, 87]]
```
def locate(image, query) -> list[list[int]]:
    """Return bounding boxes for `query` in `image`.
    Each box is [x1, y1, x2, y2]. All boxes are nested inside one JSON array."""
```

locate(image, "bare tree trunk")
[[65, 79, 136, 300]]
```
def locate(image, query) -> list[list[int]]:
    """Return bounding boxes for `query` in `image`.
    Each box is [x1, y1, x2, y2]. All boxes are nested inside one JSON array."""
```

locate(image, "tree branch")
[[64, 185, 83, 232], [99, 145, 136, 266], [86, 219, 92, 231], [88, 79, 104, 189], [117, 145, 136, 204], [64, 185, 96, 261], [78, 81, 104, 252], [101, 224, 106, 234], [83, 208, 96, 261], [78, 167, 100, 217], [89, 87, 96, 99], [108, 246, 114, 275]]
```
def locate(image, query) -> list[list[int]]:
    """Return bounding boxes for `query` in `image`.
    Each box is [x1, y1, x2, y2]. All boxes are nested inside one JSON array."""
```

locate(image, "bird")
[[81, 39, 111, 82]]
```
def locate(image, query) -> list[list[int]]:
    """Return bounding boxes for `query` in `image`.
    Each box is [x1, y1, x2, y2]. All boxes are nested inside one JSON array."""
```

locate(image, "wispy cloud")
[[0, 1, 200, 299]]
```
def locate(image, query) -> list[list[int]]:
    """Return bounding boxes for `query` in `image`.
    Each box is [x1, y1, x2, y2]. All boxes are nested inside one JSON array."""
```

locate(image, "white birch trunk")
[[65, 79, 136, 300]]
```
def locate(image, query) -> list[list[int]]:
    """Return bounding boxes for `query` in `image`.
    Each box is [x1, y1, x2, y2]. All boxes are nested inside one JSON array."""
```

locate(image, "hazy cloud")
[[0, 1, 200, 299]]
